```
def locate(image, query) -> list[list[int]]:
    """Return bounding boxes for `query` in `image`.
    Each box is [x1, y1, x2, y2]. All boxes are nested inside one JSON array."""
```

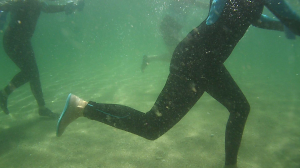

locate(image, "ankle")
[[38, 106, 46, 110], [76, 100, 87, 117], [224, 164, 238, 168], [3, 83, 15, 96], [1, 90, 8, 97]]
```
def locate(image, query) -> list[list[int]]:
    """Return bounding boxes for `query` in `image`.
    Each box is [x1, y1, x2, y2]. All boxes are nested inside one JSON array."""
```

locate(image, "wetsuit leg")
[[83, 72, 205, 140], [205, 65, 250, 165], [82, 63, 249, 165], [3, 38, 45, 107]]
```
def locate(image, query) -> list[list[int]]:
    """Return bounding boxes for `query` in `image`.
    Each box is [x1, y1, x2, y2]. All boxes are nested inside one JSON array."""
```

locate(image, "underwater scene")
[[0, 0, 299, 167]]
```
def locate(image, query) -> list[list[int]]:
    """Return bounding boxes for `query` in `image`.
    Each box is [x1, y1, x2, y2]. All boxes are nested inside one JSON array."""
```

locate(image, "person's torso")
[[7, 0, 42, 39], [200, 0, 265, 63], [172, 0, 266, 68], [216, 0, 264, 38]]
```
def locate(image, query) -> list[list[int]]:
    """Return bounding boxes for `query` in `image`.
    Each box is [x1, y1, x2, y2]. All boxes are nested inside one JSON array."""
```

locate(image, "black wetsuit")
[[0, 0, 66, 114], [3, 1, 46, 107], [82, 0, 299, 165]]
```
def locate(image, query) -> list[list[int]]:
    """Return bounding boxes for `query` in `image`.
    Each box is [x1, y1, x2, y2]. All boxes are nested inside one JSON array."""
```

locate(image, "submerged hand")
[[65, 0, 85, 15], [65, 1, 75, 15]]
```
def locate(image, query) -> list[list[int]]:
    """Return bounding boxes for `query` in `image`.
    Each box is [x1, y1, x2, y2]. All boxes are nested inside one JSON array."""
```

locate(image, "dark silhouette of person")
[[141, 0, 209, 72], [0, 0, 84, 117], [56, 0, 299, 167]]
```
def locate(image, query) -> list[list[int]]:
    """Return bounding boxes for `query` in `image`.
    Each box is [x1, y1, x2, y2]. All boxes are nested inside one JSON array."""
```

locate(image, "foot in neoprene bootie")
[[56, 94, 86, 137], [0, 91, 9, 114], [141, 55, 149, 72], [39, 107, 59, 119]]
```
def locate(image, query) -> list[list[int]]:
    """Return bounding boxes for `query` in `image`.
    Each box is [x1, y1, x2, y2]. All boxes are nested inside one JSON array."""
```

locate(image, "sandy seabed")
[[0, 60, 299, 168]]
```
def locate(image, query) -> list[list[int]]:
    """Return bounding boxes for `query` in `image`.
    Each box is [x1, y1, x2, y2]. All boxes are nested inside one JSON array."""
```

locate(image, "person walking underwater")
[[141, 0, 209, 72], [57, 0, 300, 167], [0, 0, 84, 118]]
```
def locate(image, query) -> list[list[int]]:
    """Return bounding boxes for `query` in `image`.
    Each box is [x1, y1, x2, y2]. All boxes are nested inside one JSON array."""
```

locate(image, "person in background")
[[0, 0, 84, 118], [57, 0, 299, 168], [0, 10, 8, 31], [141, 0, 209, 72]]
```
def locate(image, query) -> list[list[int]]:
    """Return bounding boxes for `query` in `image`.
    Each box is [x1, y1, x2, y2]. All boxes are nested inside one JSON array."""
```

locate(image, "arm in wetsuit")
[[264, 0, 300, 35], [252, 14, 284, 31], [206, 0, 300, 39], [0, 1, 12, 11], [0, 1, 70, 13], [42, 0, 84, 14], [41, 2, 66, 13], [252, 14, 296, 39], [206, 0, 225, 25]]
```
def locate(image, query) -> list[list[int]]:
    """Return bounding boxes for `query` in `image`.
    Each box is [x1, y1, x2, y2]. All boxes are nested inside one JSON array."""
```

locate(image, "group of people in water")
[[0, 0, 299, 167]]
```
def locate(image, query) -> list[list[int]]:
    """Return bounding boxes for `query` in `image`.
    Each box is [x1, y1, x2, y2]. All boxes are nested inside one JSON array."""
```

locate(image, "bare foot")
[[56, 94, 87, 137]]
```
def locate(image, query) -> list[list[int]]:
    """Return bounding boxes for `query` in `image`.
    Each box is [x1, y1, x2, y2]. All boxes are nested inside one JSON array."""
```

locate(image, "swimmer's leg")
[[57, 73, 204, 138], [206, 65, 250, 166], [141, 53, 172, 72], [0, 40, 28, 114], [24, 45, 58, 118], [0, 89, 9, 114], [3, 41, 56, 117]]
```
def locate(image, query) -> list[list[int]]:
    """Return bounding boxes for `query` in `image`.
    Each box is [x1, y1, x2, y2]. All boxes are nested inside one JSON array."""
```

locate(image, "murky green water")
[[0, 0, 299, 167]]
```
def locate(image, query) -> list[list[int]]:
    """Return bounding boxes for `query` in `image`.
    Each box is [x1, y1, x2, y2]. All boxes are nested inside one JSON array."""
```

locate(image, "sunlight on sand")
[[0, 55, 299, 168]]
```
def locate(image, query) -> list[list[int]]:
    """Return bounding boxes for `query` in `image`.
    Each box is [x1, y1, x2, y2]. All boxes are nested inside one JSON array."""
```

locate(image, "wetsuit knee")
[[225, 99, 250, 118], [241, 101, 250, 114], [142, 128, 163, 141], [144, 134, 160, 141], [83, 102, 166, 140], [21, 71, 39, 81], [232, 101, 250, 118], [140, 110, 177, 140]]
